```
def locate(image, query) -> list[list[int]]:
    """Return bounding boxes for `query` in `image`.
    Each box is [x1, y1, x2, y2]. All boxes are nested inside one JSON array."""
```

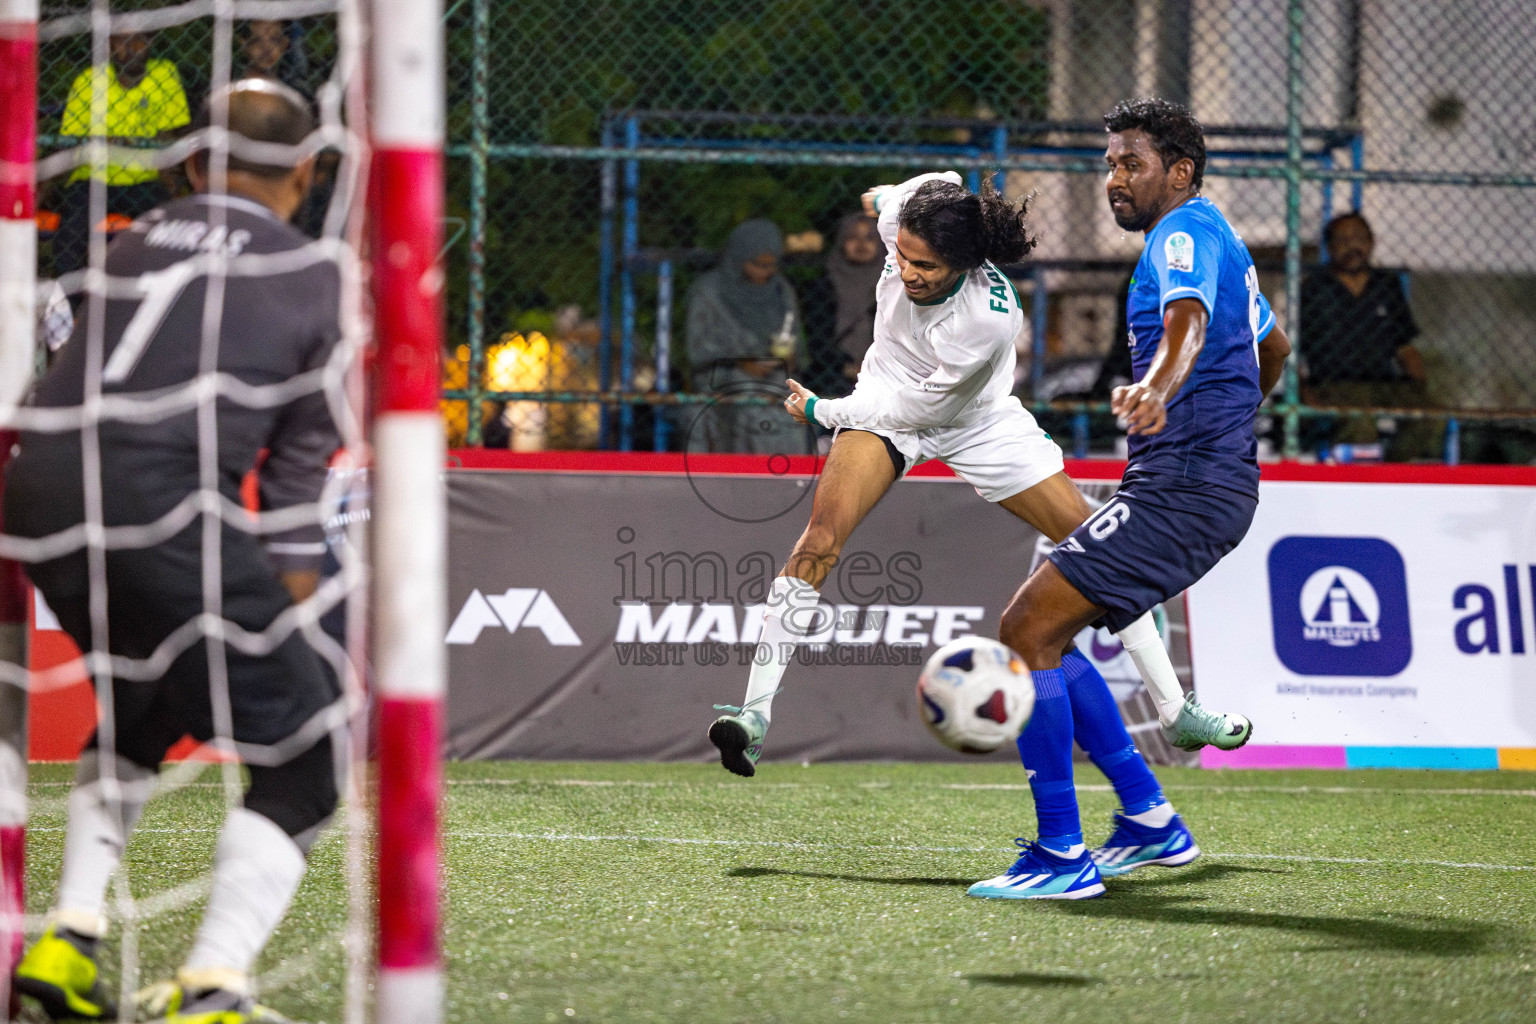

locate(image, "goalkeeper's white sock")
[[1116, 613, 1185, 728], [738, 575, 822, 726], [56, 750, 157, 937], [184, 807, 307, 985]]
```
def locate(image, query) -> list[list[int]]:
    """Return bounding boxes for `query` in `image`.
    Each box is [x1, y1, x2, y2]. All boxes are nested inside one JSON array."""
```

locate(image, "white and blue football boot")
[[1163, 692, 1252, 752], [966, 839, 1106, 900], [708, 708, 769, 778], [1090, 812, 1201, 877]]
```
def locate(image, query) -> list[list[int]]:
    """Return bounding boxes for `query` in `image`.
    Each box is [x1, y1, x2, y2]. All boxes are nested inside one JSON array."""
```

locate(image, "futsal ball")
[[916, 637, 1035, 754]]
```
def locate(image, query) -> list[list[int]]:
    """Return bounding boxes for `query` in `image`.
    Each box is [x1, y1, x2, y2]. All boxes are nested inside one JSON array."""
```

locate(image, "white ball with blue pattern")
[[916, 637, 1035, 754]]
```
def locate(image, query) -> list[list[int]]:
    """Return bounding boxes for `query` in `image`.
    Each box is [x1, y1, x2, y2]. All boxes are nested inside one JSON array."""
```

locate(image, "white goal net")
[[0, 1, 447, 1021]]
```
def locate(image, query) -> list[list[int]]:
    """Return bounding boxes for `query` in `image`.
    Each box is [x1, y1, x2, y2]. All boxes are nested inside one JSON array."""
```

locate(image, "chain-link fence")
[[435, 0, 1536, 461], [30, 1, 1536, 461]]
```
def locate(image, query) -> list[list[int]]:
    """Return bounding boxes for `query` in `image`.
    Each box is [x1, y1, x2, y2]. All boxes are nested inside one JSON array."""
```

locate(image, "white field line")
[[28, 778, 1536, 799], [442, 828, 1536, 873], [437, 778, 1536, 798]]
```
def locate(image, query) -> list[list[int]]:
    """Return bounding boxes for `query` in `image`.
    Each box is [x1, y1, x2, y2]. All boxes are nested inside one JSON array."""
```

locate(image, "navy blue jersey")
[[1125, 195, 1274, 495]]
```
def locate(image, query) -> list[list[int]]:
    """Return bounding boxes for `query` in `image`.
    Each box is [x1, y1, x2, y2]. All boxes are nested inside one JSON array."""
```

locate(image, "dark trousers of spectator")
[[1462, 424, 1536, 466], [52, 180, 168, 277], [1312, 379, 1443, 462]]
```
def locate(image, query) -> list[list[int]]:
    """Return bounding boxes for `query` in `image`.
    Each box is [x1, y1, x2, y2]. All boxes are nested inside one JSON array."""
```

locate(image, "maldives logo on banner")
[[1268, 536, 1412, 677]]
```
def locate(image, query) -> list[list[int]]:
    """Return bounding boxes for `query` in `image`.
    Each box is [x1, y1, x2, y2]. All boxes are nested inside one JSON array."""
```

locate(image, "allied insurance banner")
[[443, 454, 1191, 766], [1189, 472, 1536, 771]]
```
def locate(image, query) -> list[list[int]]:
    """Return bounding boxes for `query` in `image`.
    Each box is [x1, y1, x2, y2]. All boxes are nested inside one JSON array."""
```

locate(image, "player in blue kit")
[[969, 98, 1292, 900]]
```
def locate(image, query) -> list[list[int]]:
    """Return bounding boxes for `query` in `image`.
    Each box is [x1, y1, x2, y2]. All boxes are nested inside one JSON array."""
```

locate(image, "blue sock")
[[1015, 668, 1082, 849], [1061, 649, 1165, 816]]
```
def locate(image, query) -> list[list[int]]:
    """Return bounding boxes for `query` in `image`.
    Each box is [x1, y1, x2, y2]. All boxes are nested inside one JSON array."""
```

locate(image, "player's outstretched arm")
[[1112, 297, 1207, 435], [1257, 324, 1291, 398]]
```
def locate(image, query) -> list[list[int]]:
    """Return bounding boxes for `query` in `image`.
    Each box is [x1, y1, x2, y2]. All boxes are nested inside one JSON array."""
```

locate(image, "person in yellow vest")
[[53, 31, 191, 276]]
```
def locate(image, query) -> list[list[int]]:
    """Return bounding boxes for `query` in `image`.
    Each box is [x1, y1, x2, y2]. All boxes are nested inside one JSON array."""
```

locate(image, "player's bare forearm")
[[1258, 325, 1291, 397], [1112, 298, 1207, 435], [1146, 299, 1207, 403]]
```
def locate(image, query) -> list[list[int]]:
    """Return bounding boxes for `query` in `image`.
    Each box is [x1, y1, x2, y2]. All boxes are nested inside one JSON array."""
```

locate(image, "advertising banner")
[[445, 458, 1191, 765], [1189, 477, 1536, 770]]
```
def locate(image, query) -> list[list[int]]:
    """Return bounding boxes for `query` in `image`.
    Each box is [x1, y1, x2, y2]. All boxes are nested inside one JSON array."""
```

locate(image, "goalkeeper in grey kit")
[[4, 81, 345, 1024]]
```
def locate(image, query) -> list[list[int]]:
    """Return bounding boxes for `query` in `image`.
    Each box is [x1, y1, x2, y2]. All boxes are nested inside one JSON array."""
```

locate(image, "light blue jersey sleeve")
[[1253, 287, 1276, 342], [1152, 212, 1223, 318]]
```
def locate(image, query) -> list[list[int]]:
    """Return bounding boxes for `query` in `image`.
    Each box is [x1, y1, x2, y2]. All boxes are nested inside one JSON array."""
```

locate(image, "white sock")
[[56, 750, 157, 937], [1039, 839, 1086, 858], [1116, 613, 1185, 728], [1125, 801, 1176, 828], [183, 807, 307, 981], [739, 576, 822, 726]]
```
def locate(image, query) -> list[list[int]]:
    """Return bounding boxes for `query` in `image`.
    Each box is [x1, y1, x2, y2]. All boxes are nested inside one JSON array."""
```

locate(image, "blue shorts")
[[1047, 469, 1258, 632]]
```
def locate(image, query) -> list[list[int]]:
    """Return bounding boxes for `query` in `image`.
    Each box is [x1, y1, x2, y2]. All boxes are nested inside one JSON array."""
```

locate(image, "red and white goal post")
[[0, 0, 40, 1017], [368, 0, 449, 1021], [0, 0, 450, 1020]]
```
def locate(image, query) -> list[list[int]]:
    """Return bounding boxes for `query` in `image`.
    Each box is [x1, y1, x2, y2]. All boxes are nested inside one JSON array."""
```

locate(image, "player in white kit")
[[708, 172, 1251, 776]]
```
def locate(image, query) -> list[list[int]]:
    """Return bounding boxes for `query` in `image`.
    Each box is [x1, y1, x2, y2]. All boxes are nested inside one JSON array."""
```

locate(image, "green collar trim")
[[913, 272, 966, 306]]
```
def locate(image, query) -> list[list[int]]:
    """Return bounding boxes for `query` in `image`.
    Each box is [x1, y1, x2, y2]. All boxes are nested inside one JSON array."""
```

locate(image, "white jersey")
[[810, 172, 1024, 433]]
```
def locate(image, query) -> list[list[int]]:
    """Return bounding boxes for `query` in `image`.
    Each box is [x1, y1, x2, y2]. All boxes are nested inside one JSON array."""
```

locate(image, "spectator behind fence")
[[684, 218, 810, 454], [1300, 212, 1438, 460], [825, 212, 887, 381], [238, 20, 312, 98], [54, 31, 191, 277]]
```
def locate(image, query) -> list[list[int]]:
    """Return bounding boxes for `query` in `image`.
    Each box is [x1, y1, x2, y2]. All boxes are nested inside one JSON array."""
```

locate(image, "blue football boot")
[[967, 839, 1106, 900], [1090, 812, 1200, 877]]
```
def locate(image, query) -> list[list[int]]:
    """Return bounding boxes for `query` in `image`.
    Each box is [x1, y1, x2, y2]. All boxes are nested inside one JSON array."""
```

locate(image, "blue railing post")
[[1350, 133, 1365, 212], [991, 125, 1008, 193], [1030, 266, 1048, 399], [1319, 151, 1334, 247], [1444, 417, 1461, 466], [598, 118, 616, 449], [655, 259, 673, 452], [620, 115, 640, 452], [1072, 410, 1089, 459]]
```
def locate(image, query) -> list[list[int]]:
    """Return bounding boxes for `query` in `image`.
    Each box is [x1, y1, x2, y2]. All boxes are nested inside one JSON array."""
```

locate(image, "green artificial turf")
[[20, 761, 1536, 1023]]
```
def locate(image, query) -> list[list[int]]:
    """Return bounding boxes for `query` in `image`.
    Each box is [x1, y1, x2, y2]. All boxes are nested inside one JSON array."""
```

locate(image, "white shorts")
[[837, 397, 1066, 502]]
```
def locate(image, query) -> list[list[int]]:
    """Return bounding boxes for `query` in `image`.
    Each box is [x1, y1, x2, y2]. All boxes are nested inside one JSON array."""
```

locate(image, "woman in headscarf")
[[684, 218, 810, 454], [825, 212, 888, 380]]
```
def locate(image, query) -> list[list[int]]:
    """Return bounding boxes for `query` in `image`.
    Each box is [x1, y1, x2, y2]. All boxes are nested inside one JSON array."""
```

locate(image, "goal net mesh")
[[1, 1, 378, 1020]]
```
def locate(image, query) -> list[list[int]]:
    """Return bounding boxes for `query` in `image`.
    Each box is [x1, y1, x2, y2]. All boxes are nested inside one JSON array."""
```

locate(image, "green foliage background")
[[444, 0, 1051, 336]]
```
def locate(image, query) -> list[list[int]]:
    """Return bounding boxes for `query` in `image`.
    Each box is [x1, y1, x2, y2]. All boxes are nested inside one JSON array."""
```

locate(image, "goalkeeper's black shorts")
[[18, 520, 341, 770]]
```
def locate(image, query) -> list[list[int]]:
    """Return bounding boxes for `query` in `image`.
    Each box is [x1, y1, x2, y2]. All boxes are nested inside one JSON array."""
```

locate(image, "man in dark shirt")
[[6, 81, 343, 1023], [1299, 212, 1438, 459]]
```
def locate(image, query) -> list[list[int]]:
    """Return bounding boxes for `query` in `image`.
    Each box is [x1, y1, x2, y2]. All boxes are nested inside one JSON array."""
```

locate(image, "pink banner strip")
[[1201, 745, 1348, 770]]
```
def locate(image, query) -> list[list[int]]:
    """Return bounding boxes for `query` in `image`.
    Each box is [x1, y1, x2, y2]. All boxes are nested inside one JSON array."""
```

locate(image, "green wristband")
[[803, 395, 819, 426]]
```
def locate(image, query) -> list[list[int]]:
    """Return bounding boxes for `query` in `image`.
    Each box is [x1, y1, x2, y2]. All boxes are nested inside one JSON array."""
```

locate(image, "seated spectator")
[[54, 31, 191, 276], [1300, 212, 1438, 460], [684, 219, 810, 454], [238, 20, 311, 97], [237, 20, 336, 238], [825, 212, 886, 384]]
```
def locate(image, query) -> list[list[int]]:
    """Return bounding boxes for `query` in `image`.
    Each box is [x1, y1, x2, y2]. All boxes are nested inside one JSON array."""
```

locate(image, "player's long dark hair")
[[899, 178, 1036, 271]]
